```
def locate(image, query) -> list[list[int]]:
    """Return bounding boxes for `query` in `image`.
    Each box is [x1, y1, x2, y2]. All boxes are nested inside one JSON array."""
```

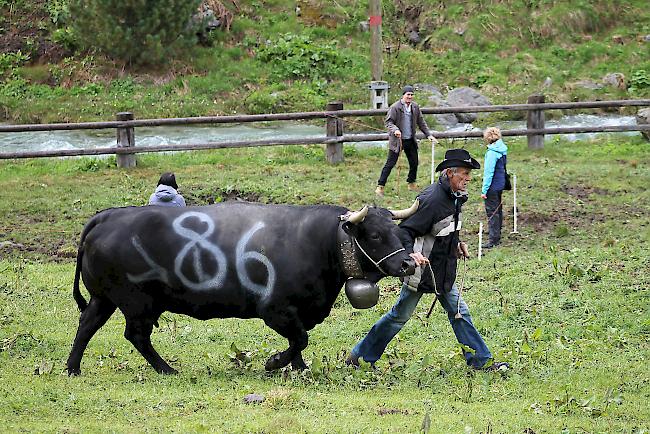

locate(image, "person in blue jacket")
[[148, 172, 186, 207], [480, 127, 508, 249]]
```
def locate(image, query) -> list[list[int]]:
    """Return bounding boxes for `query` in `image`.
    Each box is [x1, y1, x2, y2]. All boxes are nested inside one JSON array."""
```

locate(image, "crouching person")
[[148, 172, 186, 207]]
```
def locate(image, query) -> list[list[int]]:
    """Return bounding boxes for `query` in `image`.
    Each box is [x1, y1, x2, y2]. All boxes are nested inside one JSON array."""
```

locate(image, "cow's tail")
[[73, 246, 87, 312], [73, 212, 103, 312]]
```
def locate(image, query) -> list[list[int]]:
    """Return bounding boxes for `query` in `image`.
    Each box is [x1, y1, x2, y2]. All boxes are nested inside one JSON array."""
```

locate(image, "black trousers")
[[377, 138, 418, 186], [484, 190, 503, 244]]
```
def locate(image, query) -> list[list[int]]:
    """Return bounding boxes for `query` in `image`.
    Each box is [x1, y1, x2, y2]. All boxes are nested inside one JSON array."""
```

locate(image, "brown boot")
[[407, 183, 420, 192], [375, 185, 385, 196]]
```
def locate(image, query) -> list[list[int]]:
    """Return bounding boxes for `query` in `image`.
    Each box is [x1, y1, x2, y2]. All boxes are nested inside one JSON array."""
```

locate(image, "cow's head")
[[340, 204, 417, 282]]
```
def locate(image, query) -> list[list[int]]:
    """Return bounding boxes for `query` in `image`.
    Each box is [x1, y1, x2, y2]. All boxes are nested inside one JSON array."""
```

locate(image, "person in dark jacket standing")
[[480, 127, 508, 249], [148, 172, 186, 207], [349, 149, 509, 371], [376, 85, 437, 196]]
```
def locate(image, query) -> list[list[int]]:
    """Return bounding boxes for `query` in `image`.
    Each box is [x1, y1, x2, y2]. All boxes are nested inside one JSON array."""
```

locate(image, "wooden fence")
[[1, 97, 649, 167]]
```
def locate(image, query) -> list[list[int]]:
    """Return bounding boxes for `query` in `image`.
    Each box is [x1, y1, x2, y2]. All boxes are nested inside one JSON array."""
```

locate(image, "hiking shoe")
[[345, 354, 360, 368], [375, 185, 385, 196], [345, 353, 375, 369], [482, 242, 500, 249], [478, 361, 509, 372], [407, 182, 420, 192]]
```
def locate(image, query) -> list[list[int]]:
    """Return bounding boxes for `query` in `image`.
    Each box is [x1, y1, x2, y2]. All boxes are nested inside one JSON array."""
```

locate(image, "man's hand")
[[481, 193, 487, 199], [409, 252, 429, 266], [427, 135, 438, 144], [394, 129, 402, 138], [457, 242, 470, 259]]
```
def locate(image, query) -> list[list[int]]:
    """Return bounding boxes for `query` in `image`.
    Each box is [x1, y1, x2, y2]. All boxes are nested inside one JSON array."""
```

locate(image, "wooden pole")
[[527, 94, 545, 149], [116, 112, 136, 168], [369, 0, 382, 81], [430, 139, 435, 185], [325, 102, 344, 164], [478, 222, 483, 261]]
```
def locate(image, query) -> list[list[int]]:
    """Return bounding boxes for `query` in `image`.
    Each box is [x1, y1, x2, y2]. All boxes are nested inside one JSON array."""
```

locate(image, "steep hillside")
[[1, 0, 649, 123]]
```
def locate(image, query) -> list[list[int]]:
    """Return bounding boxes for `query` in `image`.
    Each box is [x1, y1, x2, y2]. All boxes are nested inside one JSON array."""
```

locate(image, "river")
[[0, 114, 639, 154]]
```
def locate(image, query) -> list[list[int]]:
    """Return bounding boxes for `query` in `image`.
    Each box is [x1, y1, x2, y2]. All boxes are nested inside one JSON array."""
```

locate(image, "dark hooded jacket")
[[398, 175, 467, 293]]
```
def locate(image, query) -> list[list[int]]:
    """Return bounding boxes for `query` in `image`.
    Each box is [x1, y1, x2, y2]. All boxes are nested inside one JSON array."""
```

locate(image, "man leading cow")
[[350, 149, 509, 371]]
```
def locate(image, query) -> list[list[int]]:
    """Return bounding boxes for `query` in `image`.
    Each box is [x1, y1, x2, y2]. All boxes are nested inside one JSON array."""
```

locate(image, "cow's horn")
[[390, 199, 419, 220], [347, 206, 369, 224]]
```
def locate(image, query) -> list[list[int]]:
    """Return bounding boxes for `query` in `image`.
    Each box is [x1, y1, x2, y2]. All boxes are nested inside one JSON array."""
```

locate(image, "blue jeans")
[[351, 284, 492, 368]]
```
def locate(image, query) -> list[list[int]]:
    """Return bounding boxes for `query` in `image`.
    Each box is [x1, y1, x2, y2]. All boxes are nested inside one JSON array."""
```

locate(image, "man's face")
[[402, 92, 414, 104], [448, 168, 472, 193]]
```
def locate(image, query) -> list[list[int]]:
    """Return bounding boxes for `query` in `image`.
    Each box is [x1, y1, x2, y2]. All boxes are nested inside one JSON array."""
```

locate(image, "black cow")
[[67, 201, 418, 375]]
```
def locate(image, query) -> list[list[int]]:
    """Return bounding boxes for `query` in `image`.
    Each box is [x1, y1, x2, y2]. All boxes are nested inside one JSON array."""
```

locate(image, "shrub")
[[69, 0, 201, 66], [51, 27, 78, 52], [628, 70, 650, 90], [0, 51, 30, 79], [257, 33, 350, 81], [0, 78, 29, 98], [243, 82, 328, 114]]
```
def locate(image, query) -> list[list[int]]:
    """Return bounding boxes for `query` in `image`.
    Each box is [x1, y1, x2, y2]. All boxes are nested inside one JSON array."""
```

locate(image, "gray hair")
[[441, 167, 460, 178]]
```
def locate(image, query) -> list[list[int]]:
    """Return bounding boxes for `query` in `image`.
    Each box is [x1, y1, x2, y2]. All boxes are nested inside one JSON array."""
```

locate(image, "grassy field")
[[0, 134, 649, 433]]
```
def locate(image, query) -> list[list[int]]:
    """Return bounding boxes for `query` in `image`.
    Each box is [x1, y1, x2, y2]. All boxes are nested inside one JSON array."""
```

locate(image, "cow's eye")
[[369, 232, 381, 241]]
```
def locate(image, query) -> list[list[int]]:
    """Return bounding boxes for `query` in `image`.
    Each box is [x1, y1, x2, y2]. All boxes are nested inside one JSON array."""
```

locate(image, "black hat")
[[402, 85, 415, 95], [157, 172, 178, 190], [435, 149, 481, 172]]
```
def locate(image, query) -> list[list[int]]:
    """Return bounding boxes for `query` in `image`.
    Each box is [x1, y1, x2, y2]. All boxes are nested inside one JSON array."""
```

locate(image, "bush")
[[257, 33, 350, 81], [69, 0, 201, 66], [0, 51, 30, 79], [629, 70, 650, 90], [243, 82, 328, 114]]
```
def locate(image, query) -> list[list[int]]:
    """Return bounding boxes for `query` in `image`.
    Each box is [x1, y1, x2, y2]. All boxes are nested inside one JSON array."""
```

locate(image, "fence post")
[[325, 102, 344, 164], [116, 112, 136, 168], [526, 94, 545, 149]]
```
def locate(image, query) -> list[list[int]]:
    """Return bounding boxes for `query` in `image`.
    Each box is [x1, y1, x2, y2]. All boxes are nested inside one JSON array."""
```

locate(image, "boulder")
[[192, 0, 226, 45], [446, 87, 491, 123], [414, 84, 444, 98], [602, 73, 626, 90], [414, 84, 458, 128], [574, 80, 603, 90], [408, 30, 421, 45], [637, 108, 650, 141], [429, 99, 459, 128]]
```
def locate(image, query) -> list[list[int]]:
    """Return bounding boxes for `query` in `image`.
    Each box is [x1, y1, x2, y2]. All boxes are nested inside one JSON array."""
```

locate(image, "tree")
[[69, 0, 202, 66]]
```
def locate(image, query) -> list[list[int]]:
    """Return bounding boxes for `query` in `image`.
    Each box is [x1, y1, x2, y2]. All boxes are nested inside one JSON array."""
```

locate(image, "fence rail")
[[1, 97, 649, 164]]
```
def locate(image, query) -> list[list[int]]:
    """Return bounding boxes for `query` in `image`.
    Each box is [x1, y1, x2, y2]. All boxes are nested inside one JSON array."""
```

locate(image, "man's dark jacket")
[[398, 175, 466, 293], [385, 100, 432, 152]]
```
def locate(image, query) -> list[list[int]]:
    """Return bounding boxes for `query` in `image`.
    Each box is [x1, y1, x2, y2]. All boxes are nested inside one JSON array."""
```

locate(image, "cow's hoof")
[[159, 367, 178, 375], [264, 354, 285, 371], [67, 368, 81, 376], [291, 359, 307, 371]]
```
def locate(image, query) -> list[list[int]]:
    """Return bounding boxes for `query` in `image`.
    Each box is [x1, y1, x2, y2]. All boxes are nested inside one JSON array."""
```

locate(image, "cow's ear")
[[342, 220, 360, 237]]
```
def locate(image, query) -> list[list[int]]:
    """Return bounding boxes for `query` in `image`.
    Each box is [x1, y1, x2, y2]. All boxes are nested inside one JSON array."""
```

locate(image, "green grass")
[[1, 135, 649, 432]]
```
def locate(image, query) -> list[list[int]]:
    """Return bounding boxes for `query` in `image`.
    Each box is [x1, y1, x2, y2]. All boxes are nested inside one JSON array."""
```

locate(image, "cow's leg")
[[291, 353, 308, 370], [67, 296, 116, 376], [262, 311, 309, 371], [124, 317, 177, 374]]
